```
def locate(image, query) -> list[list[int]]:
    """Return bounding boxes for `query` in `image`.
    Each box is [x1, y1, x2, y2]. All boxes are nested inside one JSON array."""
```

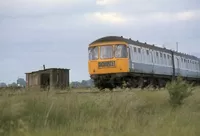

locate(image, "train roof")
[[89, 36, 200, 61]]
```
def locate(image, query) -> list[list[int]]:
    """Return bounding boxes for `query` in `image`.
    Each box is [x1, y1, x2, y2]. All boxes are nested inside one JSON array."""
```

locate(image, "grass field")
[[0, 86, 200, 136]]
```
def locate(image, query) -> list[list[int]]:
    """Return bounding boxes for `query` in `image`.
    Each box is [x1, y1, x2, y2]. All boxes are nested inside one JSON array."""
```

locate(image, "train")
[[88, 36, 200, 90]]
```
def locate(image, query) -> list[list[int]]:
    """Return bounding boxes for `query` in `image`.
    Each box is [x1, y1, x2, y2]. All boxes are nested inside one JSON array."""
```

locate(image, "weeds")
[[0, 87, 200, 136], [166, 76, 194, 107]]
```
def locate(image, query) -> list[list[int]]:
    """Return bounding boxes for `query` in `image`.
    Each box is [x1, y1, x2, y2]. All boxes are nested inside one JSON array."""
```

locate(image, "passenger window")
[[160, 52, 162, 58], [176, 58, 179, 68], [146, 50, 149, 55], [138, 48, 141, 53], [184, 59, 186, 69], [195, 62, 197, 70], [195, 62, 198, 70], [170, 56, 172, 66], [193, 62, 195, 70], [167, 55, 169, 66], [160, 52, 163, 65], [182, 58, 184, 68], [164, 54, 166, 65], [195, 62, 196, 70], [134, 47, 137, 52], [155, 52, 158, 64]]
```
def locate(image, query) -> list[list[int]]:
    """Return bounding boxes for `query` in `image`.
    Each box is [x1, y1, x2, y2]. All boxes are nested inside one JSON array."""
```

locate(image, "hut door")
[[40, 73, 50, 89]]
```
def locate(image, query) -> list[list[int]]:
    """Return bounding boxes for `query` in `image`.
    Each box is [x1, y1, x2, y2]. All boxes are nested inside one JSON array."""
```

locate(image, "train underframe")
[[90, 72, 200, 90]]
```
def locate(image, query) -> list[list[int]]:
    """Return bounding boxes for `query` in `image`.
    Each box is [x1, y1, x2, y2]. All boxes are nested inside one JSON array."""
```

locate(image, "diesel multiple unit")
[[88, 36, 200, 89]]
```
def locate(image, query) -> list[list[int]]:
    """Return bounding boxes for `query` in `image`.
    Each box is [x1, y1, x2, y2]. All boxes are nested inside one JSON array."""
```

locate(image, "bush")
[[166, 76, 194, 107]]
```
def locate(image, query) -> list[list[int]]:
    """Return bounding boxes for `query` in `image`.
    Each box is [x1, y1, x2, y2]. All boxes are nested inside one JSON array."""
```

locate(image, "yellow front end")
[[88, 42, 129, 75]]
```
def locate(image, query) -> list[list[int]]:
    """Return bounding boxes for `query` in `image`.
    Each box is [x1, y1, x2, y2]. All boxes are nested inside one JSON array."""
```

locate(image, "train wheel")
[[126, 78, 138, 88], [148, 78, 157, 89], [158, 79, 167, 88], [93, 78, 105, 91], [138, 77, 145, 89]]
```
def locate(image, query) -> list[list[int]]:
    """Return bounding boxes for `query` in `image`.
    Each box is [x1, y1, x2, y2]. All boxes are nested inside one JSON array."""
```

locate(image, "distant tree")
[[88, 79, 94, 87], [81, 80, 88, 87], [0, 82, 7, 87], [17, 78, 26, 87], [71, 81, 81, 88], [8, 82, 18, 87], [70, 79, 94, 88]]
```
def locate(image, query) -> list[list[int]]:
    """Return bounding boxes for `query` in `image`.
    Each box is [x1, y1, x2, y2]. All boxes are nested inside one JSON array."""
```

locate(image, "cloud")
[[0, 0, 95, 18], [0, 0, 79, 8], [96, 0, 119, 5], [84, 10, 200, 27], [95, 0, 200, 24], [135, 10, 200, 25], [2, 0, 199, 27], [85, 12, 126, 25], [96, 0, 200, 12], [176, 10, 199, 21]]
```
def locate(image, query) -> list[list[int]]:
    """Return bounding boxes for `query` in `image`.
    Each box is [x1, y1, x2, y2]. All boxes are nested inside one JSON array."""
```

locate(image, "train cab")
[[88, 40, 130, 75]]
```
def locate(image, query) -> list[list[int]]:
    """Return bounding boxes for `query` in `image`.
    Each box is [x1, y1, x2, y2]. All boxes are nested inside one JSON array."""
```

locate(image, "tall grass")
[[0, 87, 200, 136]]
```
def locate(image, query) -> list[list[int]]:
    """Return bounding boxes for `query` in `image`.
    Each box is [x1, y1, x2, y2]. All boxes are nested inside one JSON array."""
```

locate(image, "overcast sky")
[[0, 0, 200, 83]]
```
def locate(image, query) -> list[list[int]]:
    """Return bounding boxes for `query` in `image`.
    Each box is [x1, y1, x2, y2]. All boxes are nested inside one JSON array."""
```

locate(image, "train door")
[[142, 48, 145, 63], [176, 57, 180, 76], [150, 50, 154, 73]]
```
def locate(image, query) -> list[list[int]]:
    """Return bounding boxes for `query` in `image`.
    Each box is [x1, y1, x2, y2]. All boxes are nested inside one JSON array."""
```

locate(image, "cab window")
[[100, 45, 113, 59], [115, 45, 128, 58], [88, 46, 98, 60]]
